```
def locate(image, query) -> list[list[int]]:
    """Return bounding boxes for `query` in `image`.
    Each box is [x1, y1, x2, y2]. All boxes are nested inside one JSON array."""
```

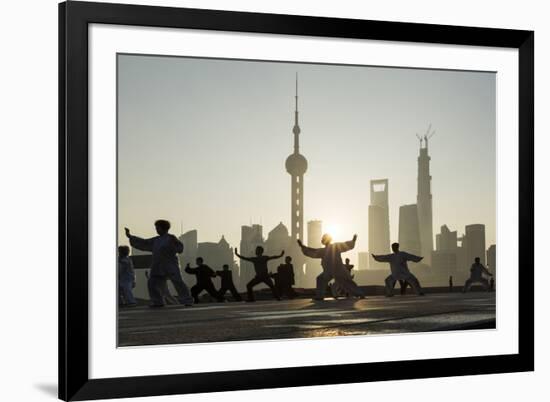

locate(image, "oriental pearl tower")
[[285, 74, 308, 243]]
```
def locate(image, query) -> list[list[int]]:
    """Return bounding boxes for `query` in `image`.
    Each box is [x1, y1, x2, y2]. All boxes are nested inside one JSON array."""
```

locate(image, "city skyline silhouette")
[[117, 54, 496, 264]]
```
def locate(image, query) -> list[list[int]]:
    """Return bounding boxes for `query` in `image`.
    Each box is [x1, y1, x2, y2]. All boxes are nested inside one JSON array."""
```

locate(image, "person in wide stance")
[[185, 257, 224, 303], [462, 257, 492, 293], [234, 246, 283, 302], [125, 220, 193, 307], [372, 242, 425, 297], [297, 233, 365, 300]]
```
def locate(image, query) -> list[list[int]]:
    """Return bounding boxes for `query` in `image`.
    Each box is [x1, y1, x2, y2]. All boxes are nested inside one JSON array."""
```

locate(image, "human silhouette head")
[[154, 219, 171, 235], [118, 245, 130, 257], [196, 257, 204, 265], [255, 246, 264, 256], [345, 258, 350, 264], [475, 257, 480, 263], [321, 233, 332, 245], [222, 264, 229, 270], [391, 242, 400, 253], [285, 256, 292, 264]]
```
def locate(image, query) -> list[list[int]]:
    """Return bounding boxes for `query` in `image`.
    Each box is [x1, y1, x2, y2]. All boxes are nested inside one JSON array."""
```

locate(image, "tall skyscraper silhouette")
[[305, 220, 322, 287], [368, 179, 391, 269], [463, 224, 486, 266], [432, 224, 459, 279], [285, 74, 308, 242], [239, 224, 264, 290], [285, 74, 308, 285], [486, 244, 496, 274], [398, 204, 422, 257], [417, 127, 435, 265]]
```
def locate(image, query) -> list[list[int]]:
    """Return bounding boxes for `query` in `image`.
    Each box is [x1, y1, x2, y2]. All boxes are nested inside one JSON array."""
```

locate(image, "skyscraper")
[[358, 252, 370, 271], [239, 224, 264, 290], [487, 244, 496, 275], [464, 224, 486, 266], [417, 128, 435, 265], [285, 75, 308, 285], [368, 179, 390, 269], [398, 204, 422, 257], [285, 74, 308, 243], [305, 220, 322, 287], [432, 225, 459, 279]]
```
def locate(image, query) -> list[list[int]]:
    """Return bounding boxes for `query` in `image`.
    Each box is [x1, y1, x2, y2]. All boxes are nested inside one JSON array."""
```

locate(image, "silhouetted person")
[[463, 257, 492, 293], [335, 258, 356, 298], [372, 242, 425, 297], [490, 276, 495, 291], [118, 245, 137, 307], [449, 275, 454, 292], [392, 280, 410, 295], [125, 220, 193, 307], [298, 234, 365, 300], [216, 264, 242, 302], [273, 256, 296, 299], [185, 257, 224, 303], [343, 258, 355, 277], [235, 246, 283, 302], [146, 270, 178, 305]]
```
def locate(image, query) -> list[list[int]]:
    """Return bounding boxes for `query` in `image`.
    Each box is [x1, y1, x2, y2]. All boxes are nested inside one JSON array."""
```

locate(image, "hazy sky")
[[117, 54, 496, 261]]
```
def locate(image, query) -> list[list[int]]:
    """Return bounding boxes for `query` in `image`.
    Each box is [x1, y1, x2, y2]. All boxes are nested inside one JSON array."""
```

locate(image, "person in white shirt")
[[298, 233, 365, 300], [118, 245, 137, 306], [125, 220, 193, 307], [372, 242, 425, 297]]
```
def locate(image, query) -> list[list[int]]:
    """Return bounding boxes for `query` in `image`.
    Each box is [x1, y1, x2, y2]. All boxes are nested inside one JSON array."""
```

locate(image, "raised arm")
[[481, 265, 492, 276], [372, 253, 393, 263], [268, 250, 285, 261], [184, 263, 197, 274], [335, 234, 358, 253], [234, 248, 253, 262], [403, 252, 423, 263], [126, 227, 155, 252], [297, 239, 324, 259]]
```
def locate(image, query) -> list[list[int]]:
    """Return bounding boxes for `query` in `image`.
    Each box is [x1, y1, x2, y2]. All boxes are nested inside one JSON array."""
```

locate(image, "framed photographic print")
[[59, 1, 534, 400]]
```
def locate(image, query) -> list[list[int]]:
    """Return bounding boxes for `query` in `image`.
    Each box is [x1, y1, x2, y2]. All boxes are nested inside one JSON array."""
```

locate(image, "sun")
[[323, 223, 342, 241]]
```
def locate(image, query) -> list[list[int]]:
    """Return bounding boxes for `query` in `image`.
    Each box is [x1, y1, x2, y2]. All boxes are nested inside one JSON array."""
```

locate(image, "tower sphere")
[[286, 153, 308, 175]]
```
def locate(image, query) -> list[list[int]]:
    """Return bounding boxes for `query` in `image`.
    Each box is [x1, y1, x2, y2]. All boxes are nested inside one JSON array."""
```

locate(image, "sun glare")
[[323, 223, 342, 241]]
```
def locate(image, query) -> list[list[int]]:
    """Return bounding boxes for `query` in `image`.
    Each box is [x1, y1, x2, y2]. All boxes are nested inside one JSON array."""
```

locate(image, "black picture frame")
[[59, 1, 534, 400]]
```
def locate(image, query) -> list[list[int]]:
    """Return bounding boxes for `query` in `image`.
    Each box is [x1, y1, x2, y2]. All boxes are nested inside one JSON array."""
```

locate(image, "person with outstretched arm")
[[297, 233, 365, 301], [125, 220, 193, 307], [462, 257, 492, 293], [372, 242, 425, 297], [185, 257, 224, 303], [234, 246, 283, 302]]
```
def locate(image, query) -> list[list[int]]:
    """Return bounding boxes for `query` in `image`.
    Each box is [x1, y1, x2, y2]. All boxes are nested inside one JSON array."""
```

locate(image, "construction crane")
[[423, 123, 436, 148], [416, 133, 423, 148]]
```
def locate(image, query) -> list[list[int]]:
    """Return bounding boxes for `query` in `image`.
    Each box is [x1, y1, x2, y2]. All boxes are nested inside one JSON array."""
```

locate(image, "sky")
[[117, 54, 496, 261]]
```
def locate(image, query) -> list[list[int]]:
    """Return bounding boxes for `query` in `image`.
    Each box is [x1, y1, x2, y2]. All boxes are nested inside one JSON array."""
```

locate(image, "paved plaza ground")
[[118, 292, 496, 346]]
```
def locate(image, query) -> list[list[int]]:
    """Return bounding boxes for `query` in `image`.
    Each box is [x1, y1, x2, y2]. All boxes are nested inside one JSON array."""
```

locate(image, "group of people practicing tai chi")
[[118, 219, 493, 307]]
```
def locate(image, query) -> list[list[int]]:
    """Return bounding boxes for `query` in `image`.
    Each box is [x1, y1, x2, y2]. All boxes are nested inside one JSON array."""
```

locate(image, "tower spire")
[[293, 73, 301, 153], [286, 74, 308, 243]]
